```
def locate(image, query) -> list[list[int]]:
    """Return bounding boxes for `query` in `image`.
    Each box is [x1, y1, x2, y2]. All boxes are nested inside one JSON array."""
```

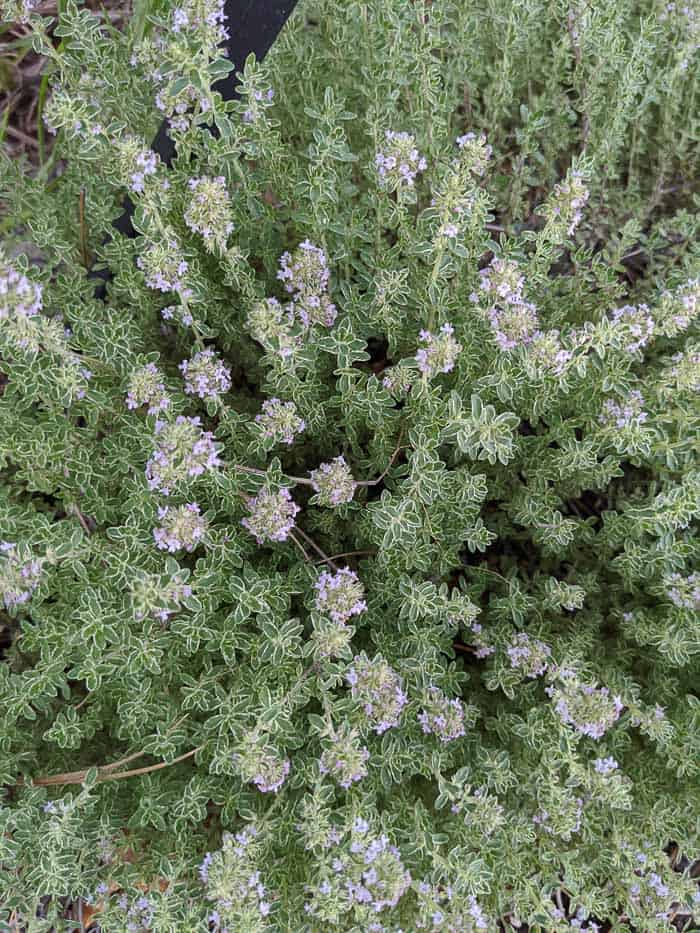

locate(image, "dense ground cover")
[[0, 0, 698, 929]]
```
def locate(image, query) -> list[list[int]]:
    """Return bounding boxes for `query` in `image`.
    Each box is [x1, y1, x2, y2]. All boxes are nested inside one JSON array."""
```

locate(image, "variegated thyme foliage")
[[0, 0, 698, 929]]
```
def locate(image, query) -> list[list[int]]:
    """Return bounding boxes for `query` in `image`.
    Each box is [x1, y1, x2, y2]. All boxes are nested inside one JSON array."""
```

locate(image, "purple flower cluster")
[[0, 266, 42, 319], [114, 136, 159, 195], [314, 568, 367, 623], [113, 893, 155, 930], [137, 237, 191, 296], [304, 820, 411, 918], [381, 366, 414, 398], [171, 0, 229, 44], [471, 257, 541, 351], [255, 398, 305, 445], [665, 571, 700, 609], [551, 906, 600, 931], [153, 503, 208, 552], [180, 348, 232, 401], [161, 303, 194, 329], [309, 456, 357, 507], [375, 130, 427, 190], [346, 654, 407, 734], [610, 304, 655, 353], [125, 363, 170, 415], [455, 131, 493, 176], [547, 672, 624, 739], [199, 826, 274, 929], [416, 324, 462, 377], [543, 169, 590, 237], [184, 176, 234, 253], [241, 487, 299, 545], [599, 391, 647, 430], [243, 87, 275, 124], [0, 542, 43, 610], [506, 632, 552, 677], [145, 416, 222, 495], [526, 329, 573, 376], [319, 725, 370, 788], [418, 686, 466, 743], [656, 277, 699, 336], [415, 881, 490, 931], [665, 349, 700, 394], [593, 756, 619, 776], [277, 240, 337, 329], [233, 742, 290, 794], [0, 264, 44, 351]]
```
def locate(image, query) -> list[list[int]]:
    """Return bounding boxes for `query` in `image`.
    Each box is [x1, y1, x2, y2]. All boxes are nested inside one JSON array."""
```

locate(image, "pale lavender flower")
[[137, 237, 191, 296], [665, 571, 700, 610], [599, 391, 647, 429], [375, 130, 427, 190], [346, 654, 407, 734], [418, 686, 466, 742], [415, 323, 461, 377], [309, 456, 357, 506], [277, 240, 337, 329], [241, 487, 299, 544], [255, 398, 305, 445], [0, 541, 43, 610], [655, 277, 699, 336], [610, 304, 655, 353], [184, 176, 234, 252], [593, 756, 619, 776], [488, 300, 540, 351], [314, 568, 367, 623], [319, 725, 370, 788], [145, 415, 222, 495], [455, 131, 492, 176], [125, 363, 170, 415], [180, 349, 231, 401], [153, 503, 208, 552], [506, 632, 552, 677], [246, 296, 302, 359], [547, 672, 624, 739]]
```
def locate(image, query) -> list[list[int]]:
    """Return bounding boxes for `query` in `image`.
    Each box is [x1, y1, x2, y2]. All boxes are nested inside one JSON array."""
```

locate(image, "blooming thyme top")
[[0, 264, 44, 351], [145, 416, 222, 495], [153, 503, 208, 552], [199, 826, 273, 931], [546, 672, 624, 739], [455, 131, 493, 176], [656, 277, 700, 336], [541, 168, 590, 238], [137, 235, 191, 296], [319, 724, 370, 789], [309, 456, 357, 507], [346, 655, 407, 734], [610, 304, 655, 353], [599, 391, 648, 430], [241, 487, 299, 544], [277, 240, 337, 328], [180, 348, 232, 401], [233, 738, 290, 794], [507, 632, 552, 678], [125, 363, 170, 415], [0, 542, 43, 610], [315, 568, 367, 623], [665, 571, 700, 610], [473, 257, 541, 351], [255, 398, 305, 446], [114, 135, 159, 195], [594, 756, 619, 776], [375, 130, 427, 190], [171, 0, 230, 46], [416, 324, 461, 377], [303, 820, 412, 920], [184, 176, 234, 253], [418, 686, 466, 743]]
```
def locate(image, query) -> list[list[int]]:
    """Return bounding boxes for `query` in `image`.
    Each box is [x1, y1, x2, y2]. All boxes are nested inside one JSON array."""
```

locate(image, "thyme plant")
[[0, 0, 698, 929]]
